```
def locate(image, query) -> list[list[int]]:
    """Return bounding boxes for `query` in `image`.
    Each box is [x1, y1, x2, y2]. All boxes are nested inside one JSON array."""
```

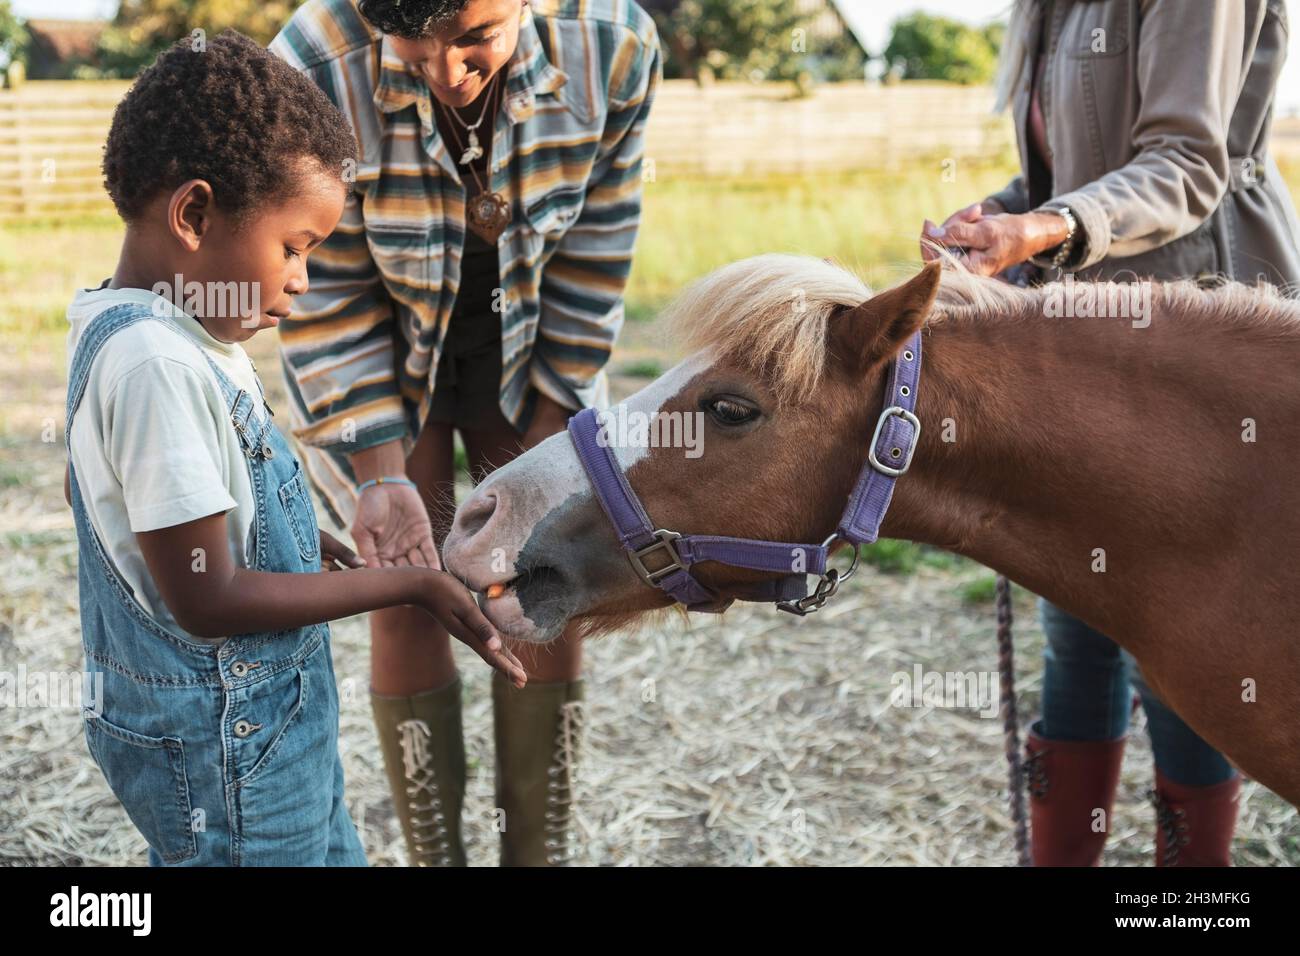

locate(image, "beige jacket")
[[988, 0, 1300, 287]]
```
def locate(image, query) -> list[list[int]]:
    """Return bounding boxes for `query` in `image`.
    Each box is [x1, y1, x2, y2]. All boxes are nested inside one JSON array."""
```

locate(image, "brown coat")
[[988, 0, 1300, 287]]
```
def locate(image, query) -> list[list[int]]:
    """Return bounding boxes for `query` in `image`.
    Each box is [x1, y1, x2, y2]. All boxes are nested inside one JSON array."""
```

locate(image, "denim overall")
[[67, 303, 368, 866]]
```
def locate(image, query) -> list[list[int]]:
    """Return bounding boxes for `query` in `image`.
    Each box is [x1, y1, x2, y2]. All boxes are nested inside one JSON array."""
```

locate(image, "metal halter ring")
[[822, 533, 859, 584], [775, 534, 860, 616]]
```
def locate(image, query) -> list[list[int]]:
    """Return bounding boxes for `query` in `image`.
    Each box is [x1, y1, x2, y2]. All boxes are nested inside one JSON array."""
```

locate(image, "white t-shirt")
[[66, 285, 268, 633]]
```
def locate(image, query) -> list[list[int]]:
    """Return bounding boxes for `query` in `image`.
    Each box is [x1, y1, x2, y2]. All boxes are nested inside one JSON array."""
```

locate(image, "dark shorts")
[[425, 315, 513, 432]]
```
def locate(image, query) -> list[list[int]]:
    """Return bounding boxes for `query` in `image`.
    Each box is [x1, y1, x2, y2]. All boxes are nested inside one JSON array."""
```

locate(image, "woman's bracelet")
[[1030, 205, 1079, 270], [356, 476, 416, 493]]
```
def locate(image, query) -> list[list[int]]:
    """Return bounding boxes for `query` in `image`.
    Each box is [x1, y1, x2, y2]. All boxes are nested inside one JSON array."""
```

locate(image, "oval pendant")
[[468, 190, 511, 243]]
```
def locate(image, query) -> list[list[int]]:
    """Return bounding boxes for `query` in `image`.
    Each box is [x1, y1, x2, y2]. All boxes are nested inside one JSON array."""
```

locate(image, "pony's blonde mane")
[[665, 253, 871, 402], [666, 253, 1300, 400]]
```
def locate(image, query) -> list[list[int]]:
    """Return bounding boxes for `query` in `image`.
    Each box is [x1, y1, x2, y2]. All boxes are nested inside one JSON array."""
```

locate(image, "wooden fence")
[[0, 81, 131, 222], [0, 78, 1019, 223], [645, 80, 1014, 177], [8, 78, 1299, 222]]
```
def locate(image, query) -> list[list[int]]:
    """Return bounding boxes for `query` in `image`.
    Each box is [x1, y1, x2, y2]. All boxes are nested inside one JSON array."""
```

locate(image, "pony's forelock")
[[663, 252, 1025, 400], [665, 253, 872, 402]]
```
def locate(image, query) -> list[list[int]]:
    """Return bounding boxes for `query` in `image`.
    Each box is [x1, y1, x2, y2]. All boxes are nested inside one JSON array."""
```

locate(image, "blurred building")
[[640, 0, 866, 45], [23, 18, 107, 79], [642, 0, 870, 80]]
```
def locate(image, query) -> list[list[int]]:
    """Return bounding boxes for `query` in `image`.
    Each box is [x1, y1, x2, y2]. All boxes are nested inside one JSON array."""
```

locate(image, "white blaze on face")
[[469, 349, 715, 537], [602, 351, 715, 471], [443, 352, 717, 641], [444, 352, 714, 630]]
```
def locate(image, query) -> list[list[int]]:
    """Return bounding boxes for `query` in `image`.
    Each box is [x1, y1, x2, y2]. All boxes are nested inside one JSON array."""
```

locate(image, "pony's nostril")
[[456, 490, 497, 539]]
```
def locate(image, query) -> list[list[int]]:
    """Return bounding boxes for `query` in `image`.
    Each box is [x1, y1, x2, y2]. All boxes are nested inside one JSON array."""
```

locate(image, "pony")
[[442, 254, 1300, 805]]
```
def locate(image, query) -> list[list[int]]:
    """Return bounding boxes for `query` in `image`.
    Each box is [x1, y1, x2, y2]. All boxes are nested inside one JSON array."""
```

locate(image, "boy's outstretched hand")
[[315, 530, 525, 686], [421, 571, 527, 688]]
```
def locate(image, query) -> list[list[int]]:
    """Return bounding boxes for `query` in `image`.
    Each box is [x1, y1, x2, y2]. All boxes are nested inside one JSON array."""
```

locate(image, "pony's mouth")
[[470, 564, 574, 644], [478, 565, 564, 602]]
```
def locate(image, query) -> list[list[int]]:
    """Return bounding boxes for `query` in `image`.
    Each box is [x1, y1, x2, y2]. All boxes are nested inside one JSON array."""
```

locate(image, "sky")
[[25, 0, 1300, 115]]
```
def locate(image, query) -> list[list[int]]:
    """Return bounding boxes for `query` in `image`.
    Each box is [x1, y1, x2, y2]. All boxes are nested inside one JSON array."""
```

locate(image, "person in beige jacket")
[[924, 0, 1300, 866]]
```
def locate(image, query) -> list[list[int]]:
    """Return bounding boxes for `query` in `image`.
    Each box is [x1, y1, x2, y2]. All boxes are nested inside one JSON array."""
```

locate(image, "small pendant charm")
[[467, 190, 511, 244], [458, 128, 484, 165]]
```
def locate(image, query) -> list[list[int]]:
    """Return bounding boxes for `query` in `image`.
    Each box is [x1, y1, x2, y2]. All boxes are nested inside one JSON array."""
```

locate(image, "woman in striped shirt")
[[271, 0, 661, 866]]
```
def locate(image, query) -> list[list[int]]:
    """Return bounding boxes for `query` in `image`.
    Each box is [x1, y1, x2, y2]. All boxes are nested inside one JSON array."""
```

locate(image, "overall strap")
[[65, 302, 271, 458], [66, 303, 183, 451]]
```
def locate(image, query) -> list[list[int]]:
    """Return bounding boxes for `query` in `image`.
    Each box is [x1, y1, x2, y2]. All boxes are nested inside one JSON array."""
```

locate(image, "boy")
[[65, 30, 523, 866]]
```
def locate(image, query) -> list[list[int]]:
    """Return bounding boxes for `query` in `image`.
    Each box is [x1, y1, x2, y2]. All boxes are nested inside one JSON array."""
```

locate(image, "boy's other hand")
[[320, 529, 366, 571]]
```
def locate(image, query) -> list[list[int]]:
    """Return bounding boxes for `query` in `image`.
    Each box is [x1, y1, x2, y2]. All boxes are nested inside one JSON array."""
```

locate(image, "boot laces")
[[544, 699, 586, 865], [398, 718, 454, 866], [1148, 788, 1190, 866]]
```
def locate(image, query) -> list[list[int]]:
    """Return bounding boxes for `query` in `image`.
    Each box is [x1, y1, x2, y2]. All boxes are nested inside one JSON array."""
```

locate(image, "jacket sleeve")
[[269, 32, 407, 456], [277, 191, 409, 454], [985, 174, 1031, 215], [528, 26, 663, 412], [1043, 0, 1246, 269]]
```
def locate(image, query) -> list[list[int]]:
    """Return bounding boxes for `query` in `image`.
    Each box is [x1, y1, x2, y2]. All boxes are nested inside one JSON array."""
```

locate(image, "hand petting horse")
[[443, 254, 1300, 806]]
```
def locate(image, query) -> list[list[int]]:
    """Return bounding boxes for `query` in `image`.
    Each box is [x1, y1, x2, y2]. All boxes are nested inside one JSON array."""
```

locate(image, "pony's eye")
[[705, 397, 758, 426]]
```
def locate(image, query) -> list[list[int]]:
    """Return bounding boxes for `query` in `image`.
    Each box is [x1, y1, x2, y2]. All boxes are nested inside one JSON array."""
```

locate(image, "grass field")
[[0, 160, 1021, 350]]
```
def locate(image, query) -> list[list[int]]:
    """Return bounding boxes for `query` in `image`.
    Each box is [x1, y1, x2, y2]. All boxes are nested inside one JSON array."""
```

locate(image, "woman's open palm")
[[351, 483, 441, 570]]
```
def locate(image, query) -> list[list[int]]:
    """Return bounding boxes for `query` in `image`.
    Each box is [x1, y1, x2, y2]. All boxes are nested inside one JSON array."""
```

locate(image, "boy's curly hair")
[[102, 30, 358, 226], [358, 0, 473, 38]]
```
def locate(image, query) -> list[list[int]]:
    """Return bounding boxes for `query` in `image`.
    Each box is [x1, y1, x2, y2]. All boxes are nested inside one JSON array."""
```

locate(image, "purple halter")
[[567, 331, 923, 615]]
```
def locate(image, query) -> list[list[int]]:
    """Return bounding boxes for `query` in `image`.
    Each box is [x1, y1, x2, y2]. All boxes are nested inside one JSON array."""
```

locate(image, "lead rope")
[[996, 573, 1031, 866]]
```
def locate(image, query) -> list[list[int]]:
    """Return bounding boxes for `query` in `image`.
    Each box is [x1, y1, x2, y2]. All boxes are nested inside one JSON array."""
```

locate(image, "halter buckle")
[[628, 529, 685, 586], [867, 406, 921, 478]]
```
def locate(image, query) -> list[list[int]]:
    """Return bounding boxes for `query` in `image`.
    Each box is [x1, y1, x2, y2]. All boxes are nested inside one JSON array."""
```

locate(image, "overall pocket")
[[278, 463, 320, 563], [84, 712, 198, 863], [232, 658, 318, 789]]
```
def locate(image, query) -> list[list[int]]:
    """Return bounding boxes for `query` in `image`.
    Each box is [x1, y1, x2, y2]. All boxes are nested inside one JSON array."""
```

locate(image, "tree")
[[87, 0, 307, 78], [0, 0, 26, 72], [651, 0, 814, 84], [882, 12, 1003, 85]]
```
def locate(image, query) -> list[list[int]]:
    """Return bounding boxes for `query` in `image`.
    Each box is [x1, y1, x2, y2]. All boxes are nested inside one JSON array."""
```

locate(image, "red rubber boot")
[[1024, 721, 1126, 866], [1150, 770, 1240, 866]]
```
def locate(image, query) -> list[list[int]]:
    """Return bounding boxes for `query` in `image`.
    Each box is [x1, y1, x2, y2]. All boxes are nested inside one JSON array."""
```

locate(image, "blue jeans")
[[1038, 598, 1236, 787]]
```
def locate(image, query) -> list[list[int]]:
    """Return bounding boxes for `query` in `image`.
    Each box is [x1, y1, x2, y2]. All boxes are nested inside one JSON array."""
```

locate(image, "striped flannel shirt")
[[269, 0, 661, 528]]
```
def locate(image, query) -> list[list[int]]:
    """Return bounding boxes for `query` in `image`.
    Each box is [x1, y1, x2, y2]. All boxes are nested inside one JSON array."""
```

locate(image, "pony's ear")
[[831, 262, 941, 375]]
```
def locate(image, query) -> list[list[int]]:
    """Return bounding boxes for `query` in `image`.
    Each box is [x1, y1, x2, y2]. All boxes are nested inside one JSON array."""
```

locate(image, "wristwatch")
[[1029, 205, 1079, 270]]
